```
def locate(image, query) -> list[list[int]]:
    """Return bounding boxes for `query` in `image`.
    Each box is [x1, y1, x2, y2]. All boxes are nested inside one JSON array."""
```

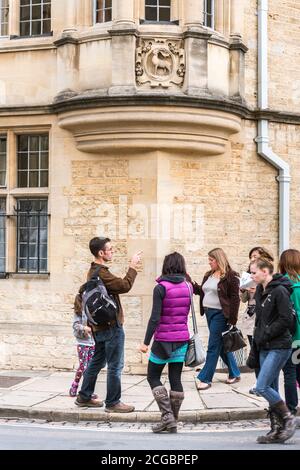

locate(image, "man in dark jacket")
[[75, 237, 141, 413], [250, 258, 296, 444]]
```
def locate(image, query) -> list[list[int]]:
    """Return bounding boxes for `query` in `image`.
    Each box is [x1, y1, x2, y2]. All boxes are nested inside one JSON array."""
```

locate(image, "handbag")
[[184, 282, 206, 368], [246, 339, 260, 369], [222, 326, 247, 353]]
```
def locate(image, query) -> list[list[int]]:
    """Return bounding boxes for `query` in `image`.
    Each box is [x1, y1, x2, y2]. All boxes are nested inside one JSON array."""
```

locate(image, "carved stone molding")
[[58, 106, 241, 156], [136, 38, 185, 89]]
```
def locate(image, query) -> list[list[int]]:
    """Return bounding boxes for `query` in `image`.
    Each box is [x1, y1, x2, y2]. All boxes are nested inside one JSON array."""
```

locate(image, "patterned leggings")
[[71, 345, 95, 390]]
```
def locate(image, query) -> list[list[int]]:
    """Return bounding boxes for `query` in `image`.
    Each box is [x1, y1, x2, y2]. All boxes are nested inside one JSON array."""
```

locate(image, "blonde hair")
[[207, 248, 233, 278]]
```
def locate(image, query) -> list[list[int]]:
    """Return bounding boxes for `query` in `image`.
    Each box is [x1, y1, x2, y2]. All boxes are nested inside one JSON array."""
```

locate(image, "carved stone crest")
[[136, 38, 185, 89]]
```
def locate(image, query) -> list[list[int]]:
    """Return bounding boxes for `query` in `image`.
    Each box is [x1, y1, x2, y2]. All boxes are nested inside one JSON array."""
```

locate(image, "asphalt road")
[[0, 420, 299, 451]]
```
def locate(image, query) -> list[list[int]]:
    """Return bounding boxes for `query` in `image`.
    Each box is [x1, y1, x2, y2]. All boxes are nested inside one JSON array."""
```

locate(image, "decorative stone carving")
[[136, 38, 185, 89]]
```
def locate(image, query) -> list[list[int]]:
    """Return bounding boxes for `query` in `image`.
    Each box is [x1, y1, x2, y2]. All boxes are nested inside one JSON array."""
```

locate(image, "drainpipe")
[[255, 0, 290, 254]]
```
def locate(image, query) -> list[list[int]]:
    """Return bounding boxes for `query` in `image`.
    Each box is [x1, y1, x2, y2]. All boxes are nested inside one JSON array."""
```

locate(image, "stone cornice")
[[0, 96, 300, 126]]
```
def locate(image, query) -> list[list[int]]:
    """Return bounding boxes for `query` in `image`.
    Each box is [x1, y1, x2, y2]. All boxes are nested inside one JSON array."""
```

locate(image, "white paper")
[[240, 271, 256, 289]]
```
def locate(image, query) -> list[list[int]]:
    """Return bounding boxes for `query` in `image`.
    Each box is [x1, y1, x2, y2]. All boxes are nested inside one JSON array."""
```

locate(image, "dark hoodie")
[[143, 275, 188, 357], [253, 274, 293, 350]]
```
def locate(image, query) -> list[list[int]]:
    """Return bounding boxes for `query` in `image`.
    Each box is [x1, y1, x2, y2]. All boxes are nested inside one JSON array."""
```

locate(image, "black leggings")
[[147, 361, 184, 392]]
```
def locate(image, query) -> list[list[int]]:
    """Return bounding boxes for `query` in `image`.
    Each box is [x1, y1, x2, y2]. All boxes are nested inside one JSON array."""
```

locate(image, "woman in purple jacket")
[[139, 252, 191, 434]]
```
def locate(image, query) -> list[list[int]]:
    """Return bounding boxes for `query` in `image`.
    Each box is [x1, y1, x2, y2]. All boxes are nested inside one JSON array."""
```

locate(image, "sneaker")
[[105, 402, 135, 413], [75, 396, 103, 408]]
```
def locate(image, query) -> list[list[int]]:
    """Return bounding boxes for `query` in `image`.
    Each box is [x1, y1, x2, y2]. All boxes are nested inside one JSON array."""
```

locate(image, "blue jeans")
[[255, 349, 292, 407], [198, 308, 240, 384], [78, 325, 125, 407]]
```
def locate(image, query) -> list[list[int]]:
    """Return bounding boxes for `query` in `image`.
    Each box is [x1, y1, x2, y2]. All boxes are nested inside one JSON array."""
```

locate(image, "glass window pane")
[[29, 135, 39, 151], [18, 259, 27, 271], [29, 244, 37, 258], [106, 0, 112, 8], [19, 244, 28, 258], [0, 155, 6, 171], [41, 135, 48, 151], [40, 152, 48, 169], [0, 138, 6, 153], [39, 259, 47, 272], [32, 5, 42, 20], [20, 0, 31, 6], [20, 6, 30, 21], [39, 244, 47, 259], [31, 20, 41, 35], [42, 19, 51, 33], [29, 259, 38, 271], [159, 7, 171, 21], [19, 229, 28, 242], [145, 7, 157, 21], [29, 171, 39, 187], [0, 171, 6, 186], [20, 21, 30, 36], [104, 9, 111, 22], [29, 229, 38, 243], [29, 153, 39, 169], [18, 135, 28, 152], [18, 153, 28, 170], [43, 3, 51, 19], [96, 0, 104, 9], [146, 0, 157, 5], [160, 0, 170, 6], [40, 171, 48, 187], [18, 172, 28, 188]]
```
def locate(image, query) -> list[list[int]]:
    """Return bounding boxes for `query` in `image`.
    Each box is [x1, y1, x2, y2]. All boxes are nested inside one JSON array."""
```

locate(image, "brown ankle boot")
[[170, 391, 184, 422], [272, 401, 296, 443], [257, 408, 282, 444], [151, 386, 177, 434]]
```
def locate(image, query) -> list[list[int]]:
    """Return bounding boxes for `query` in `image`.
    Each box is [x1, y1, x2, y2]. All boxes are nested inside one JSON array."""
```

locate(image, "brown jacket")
[[193, 270, 240, 325], [87, 262, 137, 331]]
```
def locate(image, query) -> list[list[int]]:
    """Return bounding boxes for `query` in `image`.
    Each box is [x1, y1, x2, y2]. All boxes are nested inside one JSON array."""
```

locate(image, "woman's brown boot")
[[151, 386, 177, 434], [170, 390, 184, 422]]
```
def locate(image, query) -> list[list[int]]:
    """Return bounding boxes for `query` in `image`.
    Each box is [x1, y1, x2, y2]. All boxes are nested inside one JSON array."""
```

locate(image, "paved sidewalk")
[[0, 369, 298, 423]]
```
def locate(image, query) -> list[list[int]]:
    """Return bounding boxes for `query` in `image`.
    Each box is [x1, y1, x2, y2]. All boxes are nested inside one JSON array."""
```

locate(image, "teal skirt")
[[149, 343, 188, 365]]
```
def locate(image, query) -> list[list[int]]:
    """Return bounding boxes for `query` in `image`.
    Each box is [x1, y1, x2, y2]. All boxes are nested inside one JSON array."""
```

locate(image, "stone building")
[[0, 0, 299, 371]]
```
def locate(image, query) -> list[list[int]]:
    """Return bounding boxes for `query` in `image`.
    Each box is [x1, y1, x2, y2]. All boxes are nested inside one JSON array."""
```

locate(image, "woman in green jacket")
[[279, 249, 300, 415]]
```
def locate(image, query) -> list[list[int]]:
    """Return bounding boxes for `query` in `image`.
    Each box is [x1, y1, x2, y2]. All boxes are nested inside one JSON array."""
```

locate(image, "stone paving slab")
[[201, 392, 258, 409], [0, 369, 298, 424]]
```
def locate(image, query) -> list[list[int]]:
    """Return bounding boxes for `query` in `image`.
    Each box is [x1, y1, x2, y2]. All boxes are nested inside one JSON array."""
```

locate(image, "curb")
[[0, 406, 267, 423]]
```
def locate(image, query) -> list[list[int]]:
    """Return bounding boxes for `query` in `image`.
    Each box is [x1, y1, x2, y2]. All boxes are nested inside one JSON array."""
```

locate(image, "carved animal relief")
[[136, 38, 185, 89]]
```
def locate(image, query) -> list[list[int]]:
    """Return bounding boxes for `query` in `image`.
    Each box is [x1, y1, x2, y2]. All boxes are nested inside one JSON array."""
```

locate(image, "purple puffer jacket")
[[154, 279, 191, 342]]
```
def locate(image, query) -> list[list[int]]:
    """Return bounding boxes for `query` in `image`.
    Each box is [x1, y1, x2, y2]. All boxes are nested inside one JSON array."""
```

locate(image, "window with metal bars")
[[20, 0, 51, 37], [94, 0, 112, 24], [16, 199, 48, 274], [17, 134, 49, 188], [145, 0, 171, 23], [0, 198, 6, 274], [0, 135, 6, 187], [0, 0, 9, 36], [204, 0, 214, 29]]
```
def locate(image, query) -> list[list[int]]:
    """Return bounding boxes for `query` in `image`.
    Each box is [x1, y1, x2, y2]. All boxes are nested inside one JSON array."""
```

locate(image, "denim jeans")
[[283, 350, 299, 414], [197, 308, 240, 384], [255, 349, 292, 407], [78, 325, 125, 407]]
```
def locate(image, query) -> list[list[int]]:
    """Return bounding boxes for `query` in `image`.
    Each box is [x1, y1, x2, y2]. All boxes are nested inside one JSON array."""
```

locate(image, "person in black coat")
[[249, 258, 296, 444]]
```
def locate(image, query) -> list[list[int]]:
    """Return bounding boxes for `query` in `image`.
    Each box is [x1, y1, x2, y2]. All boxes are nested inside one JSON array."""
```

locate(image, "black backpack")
[[80, 267, 118, 327]]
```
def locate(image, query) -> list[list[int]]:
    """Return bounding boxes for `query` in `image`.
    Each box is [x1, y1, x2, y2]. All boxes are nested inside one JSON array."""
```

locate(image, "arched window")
[[94, 0, 112, 24], [145, 0, 171, 23], [204, 0, 214, 29]]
